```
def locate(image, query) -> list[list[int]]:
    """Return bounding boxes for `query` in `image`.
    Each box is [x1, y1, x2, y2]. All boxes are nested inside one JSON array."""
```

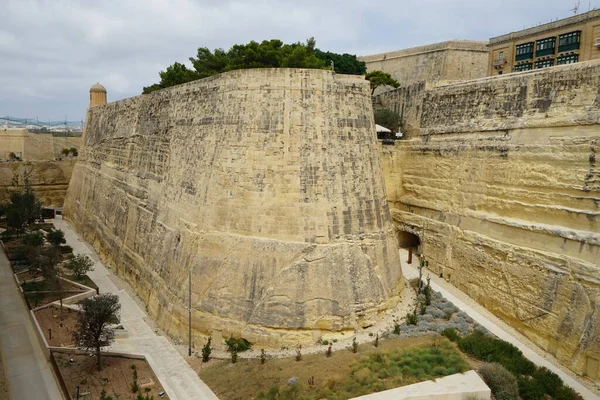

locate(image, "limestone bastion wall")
[[64, 68, 404, 347], [379, 61, 600, 381]]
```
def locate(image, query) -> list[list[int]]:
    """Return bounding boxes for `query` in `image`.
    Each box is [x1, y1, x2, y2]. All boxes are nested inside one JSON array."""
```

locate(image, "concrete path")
[[399, 249, 598, 400], [54, 217, 218, 400], [0, 245, 63, 400]]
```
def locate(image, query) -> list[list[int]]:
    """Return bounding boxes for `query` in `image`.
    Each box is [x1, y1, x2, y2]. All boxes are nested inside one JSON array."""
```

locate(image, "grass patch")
[[199, 336, 469, 400]]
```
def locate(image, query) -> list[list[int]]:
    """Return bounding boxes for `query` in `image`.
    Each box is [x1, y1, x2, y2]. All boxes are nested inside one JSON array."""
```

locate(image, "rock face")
[[0, 160, 75, 207], [378, 61, 600, 382], [64, 68, 403, 346]]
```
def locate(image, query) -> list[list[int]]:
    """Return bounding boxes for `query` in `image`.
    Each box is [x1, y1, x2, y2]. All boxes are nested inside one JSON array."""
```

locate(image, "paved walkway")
[[399, 249, 598, 400], [0, 244, 63, 399], [54, 217, 218, 400]]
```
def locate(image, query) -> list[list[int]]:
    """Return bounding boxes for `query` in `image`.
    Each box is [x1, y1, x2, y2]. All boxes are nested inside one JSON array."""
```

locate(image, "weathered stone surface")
[[0, 160, 75, 207], [64, 68, 404, 346], [379, 61, 600, 382]]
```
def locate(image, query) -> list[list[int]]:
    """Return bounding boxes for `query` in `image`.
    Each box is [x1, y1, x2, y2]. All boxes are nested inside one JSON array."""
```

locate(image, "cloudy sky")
[[1, 0, 598, 122]]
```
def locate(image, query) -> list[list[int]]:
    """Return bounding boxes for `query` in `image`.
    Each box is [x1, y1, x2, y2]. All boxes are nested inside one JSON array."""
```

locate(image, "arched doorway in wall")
[[397, 230, 421, 265]]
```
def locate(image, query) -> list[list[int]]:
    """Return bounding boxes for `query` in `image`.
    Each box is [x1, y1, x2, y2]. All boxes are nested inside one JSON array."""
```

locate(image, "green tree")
[[365, 70, 400, 94], [73, 293, 121, 371], [65, 254, 94, 278], [143, 38, 326, 93], [315, 50, 366, 75], [374, 109, 401, 134], [46, 229, 66, 249], [22, 232, 44, 247], [39, 247, 66, 318], [4, 173, 41, 235], [142, 62, 200, 94]]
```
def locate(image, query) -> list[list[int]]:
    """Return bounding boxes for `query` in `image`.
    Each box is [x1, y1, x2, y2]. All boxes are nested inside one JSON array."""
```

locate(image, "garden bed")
[[22, 278, 88, 309], [198, 336, 472, 400], [53, 352, 169, 400], [34, 305, 79, 348]]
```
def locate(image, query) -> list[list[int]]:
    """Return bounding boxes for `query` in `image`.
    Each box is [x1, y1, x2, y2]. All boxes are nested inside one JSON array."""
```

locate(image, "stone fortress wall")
[[359, 41, 489, 93], [63, 68, 404, 347], [377, 60, 600, 382], [0, 160, 76, 207], [0, 129, 82, 206]]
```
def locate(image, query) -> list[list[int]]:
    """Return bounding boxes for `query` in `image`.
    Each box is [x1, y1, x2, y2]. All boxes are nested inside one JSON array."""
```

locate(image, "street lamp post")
[[188, 266, 192, 357]]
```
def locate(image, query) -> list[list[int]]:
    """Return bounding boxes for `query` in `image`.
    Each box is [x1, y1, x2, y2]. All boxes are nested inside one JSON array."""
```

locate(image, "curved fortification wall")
[[379, 61, 600, 383], [64, 68, 404, 346]]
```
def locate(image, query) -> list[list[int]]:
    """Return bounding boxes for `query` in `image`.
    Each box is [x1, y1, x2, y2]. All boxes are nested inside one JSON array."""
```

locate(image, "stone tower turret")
[[89, 83, 107, 107]]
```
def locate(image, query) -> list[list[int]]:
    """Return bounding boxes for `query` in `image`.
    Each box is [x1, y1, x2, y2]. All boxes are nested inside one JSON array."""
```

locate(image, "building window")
[[499, 51, 504, 60], [558, 31, 581, 52], [515, 42, 534, 61], [536, 37, 556, 57], [534, 59, 554, 69], [514, 63, 533, 72], [557, 54, 579, 65]]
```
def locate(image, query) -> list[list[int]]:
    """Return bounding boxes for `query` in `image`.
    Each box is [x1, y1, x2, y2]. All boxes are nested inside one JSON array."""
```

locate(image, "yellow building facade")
[[489, 10, 600, 75]]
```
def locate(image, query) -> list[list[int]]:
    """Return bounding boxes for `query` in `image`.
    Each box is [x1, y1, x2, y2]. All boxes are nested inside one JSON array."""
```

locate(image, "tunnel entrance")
[[397, 230, 421, 265], [397, 230, 420, 249]]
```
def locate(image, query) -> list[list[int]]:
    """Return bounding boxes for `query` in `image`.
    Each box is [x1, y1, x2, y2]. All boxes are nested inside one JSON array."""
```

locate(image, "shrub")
[[459, 331, 535, 375], [201, 337, 212, 362], [260, 349, 266, 365], [393, 323, 401, 335], [352, 337, 358, 353], [532, 367, 562, 397], [61, 148, 70, 156], [406, 311, 418, 326], [65, 254, 94, 278], [478, 363, 519, 400], [59, 245, 73, 254], [554, 385, 583, 400], [69, 147, 78, 156], [517, 376, 545, 400], [441, 328, 460, 342], [321, 339, 329, 345], [46, 229, 66, 248], [22, 232, 44, 247], [224, 337, 251, 352]]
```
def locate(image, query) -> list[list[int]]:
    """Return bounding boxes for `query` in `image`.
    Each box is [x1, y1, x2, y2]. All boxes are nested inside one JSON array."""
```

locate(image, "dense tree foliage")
[[1, 173, 41, 234], [365, 70, 400, 94], [73, 293, 121, 370], [374, 108, 401, 133], [143, 38, 365, 93], [65, 254, 94, 278], [314, 50, 366, 75]]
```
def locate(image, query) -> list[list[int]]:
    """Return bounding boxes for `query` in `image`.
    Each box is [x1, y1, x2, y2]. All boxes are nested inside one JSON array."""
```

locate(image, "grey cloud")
[[1, 0, 598, 121]]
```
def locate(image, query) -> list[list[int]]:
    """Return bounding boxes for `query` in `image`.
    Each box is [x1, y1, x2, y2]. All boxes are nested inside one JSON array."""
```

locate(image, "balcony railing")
[[558, 42, 580, 53], [493, 59, 507, 68], [515, 52, 533, 61], [536, 47, 555, 58]]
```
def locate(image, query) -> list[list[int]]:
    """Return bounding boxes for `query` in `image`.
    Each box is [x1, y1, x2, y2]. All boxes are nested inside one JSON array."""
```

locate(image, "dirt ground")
[[34, 306, 79, 347], [0, 347, 9, 400], [198, 336, 477, 400], [15, 269, 42, 283], [23, 279, 87, 309], [53, 352, 169, 400]]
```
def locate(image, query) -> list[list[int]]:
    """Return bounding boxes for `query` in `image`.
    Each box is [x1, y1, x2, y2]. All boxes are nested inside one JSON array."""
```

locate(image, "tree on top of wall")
[[142, 38, 367, 93], [365, 70, 400, 94]]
